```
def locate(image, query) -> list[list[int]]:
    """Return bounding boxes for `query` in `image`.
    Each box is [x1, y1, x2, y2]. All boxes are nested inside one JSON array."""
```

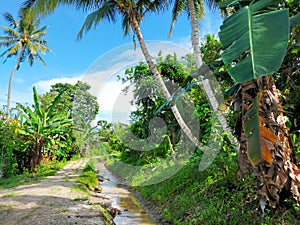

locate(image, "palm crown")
[[24, 0, 169, 38], [0, 11, 50, 68]]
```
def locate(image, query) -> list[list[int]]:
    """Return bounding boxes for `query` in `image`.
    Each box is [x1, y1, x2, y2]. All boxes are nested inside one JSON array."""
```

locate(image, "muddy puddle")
[[96, 162, 156, 225]]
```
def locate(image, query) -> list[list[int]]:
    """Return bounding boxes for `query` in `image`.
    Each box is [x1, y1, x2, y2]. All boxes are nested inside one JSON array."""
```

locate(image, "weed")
[[1, 192, 17, 197]]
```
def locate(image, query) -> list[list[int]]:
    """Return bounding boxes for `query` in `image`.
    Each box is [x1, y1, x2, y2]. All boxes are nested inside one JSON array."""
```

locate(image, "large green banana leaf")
[[219, 0, 289, 83]]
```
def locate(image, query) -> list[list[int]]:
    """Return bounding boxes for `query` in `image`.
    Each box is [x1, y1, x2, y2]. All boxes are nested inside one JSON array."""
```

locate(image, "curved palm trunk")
[[187, 0, 232, 136], [6, 44, 26, 119], [130, 16, 200, 147]]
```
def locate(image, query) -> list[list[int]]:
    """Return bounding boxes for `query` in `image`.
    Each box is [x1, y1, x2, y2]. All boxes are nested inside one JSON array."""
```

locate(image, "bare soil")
[[0, 159, 106, 225]]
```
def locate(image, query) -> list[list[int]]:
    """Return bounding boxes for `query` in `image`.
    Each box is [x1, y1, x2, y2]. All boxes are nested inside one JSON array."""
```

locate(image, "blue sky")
[[0, 1, 223, 122]]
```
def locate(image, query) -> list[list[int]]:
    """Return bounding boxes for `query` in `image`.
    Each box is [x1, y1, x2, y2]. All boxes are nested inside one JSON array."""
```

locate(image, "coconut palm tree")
[[169, 0, 232, 137], [24, 0, 200, 147], [0, 10, 51, 119]]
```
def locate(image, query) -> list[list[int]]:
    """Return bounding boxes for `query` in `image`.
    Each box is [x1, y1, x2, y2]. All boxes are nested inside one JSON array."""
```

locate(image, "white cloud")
[[34, 76, 82, 94], [97, 81, 129, 112], [2, 41, 195, 121]]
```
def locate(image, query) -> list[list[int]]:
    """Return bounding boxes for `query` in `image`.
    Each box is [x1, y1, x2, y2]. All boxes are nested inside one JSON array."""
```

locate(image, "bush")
[[0, 112, 22, 177]]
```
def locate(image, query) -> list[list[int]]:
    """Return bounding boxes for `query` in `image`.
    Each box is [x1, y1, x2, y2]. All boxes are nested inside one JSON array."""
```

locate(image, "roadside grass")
[[107, 144, 300, 224], [71, 160, 98, 200], [75, 159, 98, 189], [0, 160, 68, 190], [139, 151, 300, 225], [1, 192, 17, 197]]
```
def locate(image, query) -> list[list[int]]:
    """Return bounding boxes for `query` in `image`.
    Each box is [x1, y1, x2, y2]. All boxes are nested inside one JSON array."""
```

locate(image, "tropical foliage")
[[39, 81, 99, 154], [0, 82, 98, 176], [104, 53, 214, 166], [0, 112, 22, 177], [16, 87, 72, 170], [0, 0, 299, 223], [24, 0, 201, 151]]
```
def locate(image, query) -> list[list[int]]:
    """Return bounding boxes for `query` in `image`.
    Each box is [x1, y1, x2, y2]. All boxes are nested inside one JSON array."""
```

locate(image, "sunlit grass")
[[106, 143, 300, 224], [76, 161, 98, 189], [1, 192, 17, 197]]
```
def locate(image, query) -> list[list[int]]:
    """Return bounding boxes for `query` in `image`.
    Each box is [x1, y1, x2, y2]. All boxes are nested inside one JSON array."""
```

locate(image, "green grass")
[[1, 192, 17, 197], [0, 160, 67, 190], [75, 160, 98, 189], [71, 160, 99, 199], [108, 145, 300, 225], [142, 154, 300, 224]]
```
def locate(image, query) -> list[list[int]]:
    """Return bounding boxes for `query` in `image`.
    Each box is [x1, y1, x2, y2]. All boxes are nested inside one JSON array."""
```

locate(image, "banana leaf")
[[244, 91, 277, 165], [219, 0, 289, 83]]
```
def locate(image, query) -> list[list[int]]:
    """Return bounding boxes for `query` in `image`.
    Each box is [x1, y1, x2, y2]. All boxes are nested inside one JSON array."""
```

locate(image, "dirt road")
[[0, 159, 106, 225]]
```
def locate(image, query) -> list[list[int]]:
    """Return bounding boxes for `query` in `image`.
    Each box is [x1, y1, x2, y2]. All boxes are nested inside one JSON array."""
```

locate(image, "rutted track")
[[0, 159, 106, 225]]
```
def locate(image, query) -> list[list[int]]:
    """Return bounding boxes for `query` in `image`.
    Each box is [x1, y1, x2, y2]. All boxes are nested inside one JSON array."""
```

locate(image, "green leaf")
[[33, 86, 42, 118], [244, 92, 277, 165], [218, 0, 240, 8], [290, 13, 300, 29], [219, 0, 289, 83], [47, 88, 65, 116]]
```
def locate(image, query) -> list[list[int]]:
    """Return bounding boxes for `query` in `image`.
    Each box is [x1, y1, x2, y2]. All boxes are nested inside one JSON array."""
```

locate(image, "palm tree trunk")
[[187, 0, 232, 136], [188, 0, 202, 68], [130, 16, 200, 147], [6, 44, 26, 119]]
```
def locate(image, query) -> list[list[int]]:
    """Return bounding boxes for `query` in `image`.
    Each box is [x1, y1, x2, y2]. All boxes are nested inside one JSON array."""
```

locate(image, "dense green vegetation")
[[106, 142, 300, 224], [0, 81, 98, 177], [0, 0, 299, 224]]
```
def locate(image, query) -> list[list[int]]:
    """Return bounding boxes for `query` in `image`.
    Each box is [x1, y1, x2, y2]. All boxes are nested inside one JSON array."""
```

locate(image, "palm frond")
[[8, 41, 22, 56], [27, 41, 38, 55], [28, 52, 34, 66], [3, 12, 18, 28], [0, 48, 16, 63], [0, 38, 19, 48], [77, 1, 117, 40], [169, 0, 186, 37], [22, 0, 62, 16], [194, 0, 204, 21], [0, 26, 22, 38], [33, 52, 47, 66], [122, 13, 131, 36], [31, 24, 49, 36]]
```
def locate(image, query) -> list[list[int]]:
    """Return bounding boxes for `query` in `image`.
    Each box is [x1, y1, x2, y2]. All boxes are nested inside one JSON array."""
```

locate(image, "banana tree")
[[17, 87, 71, 169], [218, 0, 300, 208]]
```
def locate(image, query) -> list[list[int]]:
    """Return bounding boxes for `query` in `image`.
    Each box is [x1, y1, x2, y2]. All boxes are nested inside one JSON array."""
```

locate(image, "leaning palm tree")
[[0, 10, 51, 119], [24, 0, 200, 147], [169, 0, 232, 137]]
